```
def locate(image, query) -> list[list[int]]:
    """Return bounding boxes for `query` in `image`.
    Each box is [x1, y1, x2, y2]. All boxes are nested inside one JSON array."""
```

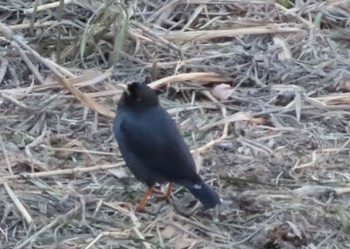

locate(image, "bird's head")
[[117, 82, 159, 111]]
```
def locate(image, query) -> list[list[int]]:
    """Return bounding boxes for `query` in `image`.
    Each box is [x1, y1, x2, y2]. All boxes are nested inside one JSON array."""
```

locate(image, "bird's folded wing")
[[119, 110, 197, 180]]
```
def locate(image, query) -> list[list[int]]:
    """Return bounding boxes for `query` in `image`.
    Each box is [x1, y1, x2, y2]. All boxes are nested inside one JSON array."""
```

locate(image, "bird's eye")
[[136, 97, 142, 102]]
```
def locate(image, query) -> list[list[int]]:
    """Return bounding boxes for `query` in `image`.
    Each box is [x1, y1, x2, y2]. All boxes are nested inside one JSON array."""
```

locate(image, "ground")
[[1, 0, 350, 248]]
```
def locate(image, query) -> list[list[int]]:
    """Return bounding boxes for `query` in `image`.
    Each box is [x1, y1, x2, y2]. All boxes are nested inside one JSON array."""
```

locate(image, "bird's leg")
[[154, 182, 173, 203], [165, 182, 173, 199], [136, 187, 153, 212]]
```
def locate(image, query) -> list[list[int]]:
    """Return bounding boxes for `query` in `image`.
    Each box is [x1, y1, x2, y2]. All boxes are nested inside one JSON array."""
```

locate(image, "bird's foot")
[[135, 206, 147, 213]]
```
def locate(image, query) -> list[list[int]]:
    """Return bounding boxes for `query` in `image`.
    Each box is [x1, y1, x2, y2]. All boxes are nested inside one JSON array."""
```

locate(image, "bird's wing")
[[119, 107, 198, 182]]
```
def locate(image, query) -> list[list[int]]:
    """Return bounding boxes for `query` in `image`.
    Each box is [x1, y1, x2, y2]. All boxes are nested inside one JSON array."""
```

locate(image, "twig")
[[25, 123, 47, 159], [15, 43, 45, 85], [85, 232, 104, 249], [149, 72, 231, 89], [192, 91, 229, 153], [0, 57, 8, 83], [40, 145, 116, 156], [157, 26, 303, 42], [293, 143, 350, 170], [0, 133, 13, 175], [132, 21, 180, 52], [23, 0, 73, 15], [0, 163, 125, 182], [1, 133, 33, 225], [0, 93, 29, 109], [4, 183, 33, 224]]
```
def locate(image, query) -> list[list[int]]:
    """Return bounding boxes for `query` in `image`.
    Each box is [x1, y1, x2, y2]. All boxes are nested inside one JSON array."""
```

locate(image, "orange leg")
[[136, 187, 153, 212], [165, 182, 173, 199]]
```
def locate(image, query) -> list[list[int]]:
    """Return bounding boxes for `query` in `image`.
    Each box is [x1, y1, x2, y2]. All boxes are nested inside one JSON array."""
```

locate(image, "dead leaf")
[[334, 187, 350, 195], [293, 185, 334, 197], [161, 225, 177, 239], [294, 91, 301, 122], [211, 83, 235, 101], [273, 36, 292, 61], [108, 168, 128, 178]]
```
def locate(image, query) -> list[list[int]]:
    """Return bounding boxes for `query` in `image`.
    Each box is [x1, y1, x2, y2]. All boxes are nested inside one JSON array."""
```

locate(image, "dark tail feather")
[[187, 183, 222, 209]]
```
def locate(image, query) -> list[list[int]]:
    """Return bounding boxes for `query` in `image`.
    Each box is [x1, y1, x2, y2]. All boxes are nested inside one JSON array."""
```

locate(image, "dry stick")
[[0, 57, 8, 83], [23, 0, 73, 15], [0, 133, 14, 175], [15, 205, 80, 249], [181, 4, 204, 31], [43, 58, 76, 78], [158, 26, 303, 42], [148, 72, 229, 89], [84, 232, 127, 249], [40, 145, 116, 156], [84, 231, 131, 249], [73, 68, 113, 87], [0, 21, 56, 31], [0, 93, 29, 109], [274, 2, 313, 28], [15, 43, 46, 85], [4, 183, 33, 224], [1, 134, 33, 224], [132, 22, 180, 52], [146, 0, 178, 23], [25, 123, 47, 159], [192, 90, 229, 153], [55, 76, 116, 118], [0, 163, 124, 182], [84, 231, 104, 249], [292, 142, 350, 170]]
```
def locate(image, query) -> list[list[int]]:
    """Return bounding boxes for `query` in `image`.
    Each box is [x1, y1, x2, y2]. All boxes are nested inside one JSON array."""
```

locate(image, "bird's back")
[[114, 105, 201, 187]]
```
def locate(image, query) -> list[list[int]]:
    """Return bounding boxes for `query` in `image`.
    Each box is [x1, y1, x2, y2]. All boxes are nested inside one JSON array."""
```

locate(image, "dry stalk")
[[23, 0, 73, 15], [158, 26, 303, 42], [0, 163, 124, 182], [4, 183, 33, 224]]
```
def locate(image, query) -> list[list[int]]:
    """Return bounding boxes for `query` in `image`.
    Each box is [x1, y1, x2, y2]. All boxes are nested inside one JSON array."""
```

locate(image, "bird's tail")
[[187, 182, 222, 209]]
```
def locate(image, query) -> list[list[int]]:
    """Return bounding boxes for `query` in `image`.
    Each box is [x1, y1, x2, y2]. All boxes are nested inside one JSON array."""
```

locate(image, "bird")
[[113, 82, 222, 212]]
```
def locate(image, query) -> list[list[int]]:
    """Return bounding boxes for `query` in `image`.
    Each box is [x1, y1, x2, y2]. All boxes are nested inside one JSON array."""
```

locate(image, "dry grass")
[[1, 0, 350, 248]]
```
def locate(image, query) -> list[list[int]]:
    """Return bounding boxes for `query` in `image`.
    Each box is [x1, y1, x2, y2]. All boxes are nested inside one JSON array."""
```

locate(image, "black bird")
[[114, 82, 222, 211]]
